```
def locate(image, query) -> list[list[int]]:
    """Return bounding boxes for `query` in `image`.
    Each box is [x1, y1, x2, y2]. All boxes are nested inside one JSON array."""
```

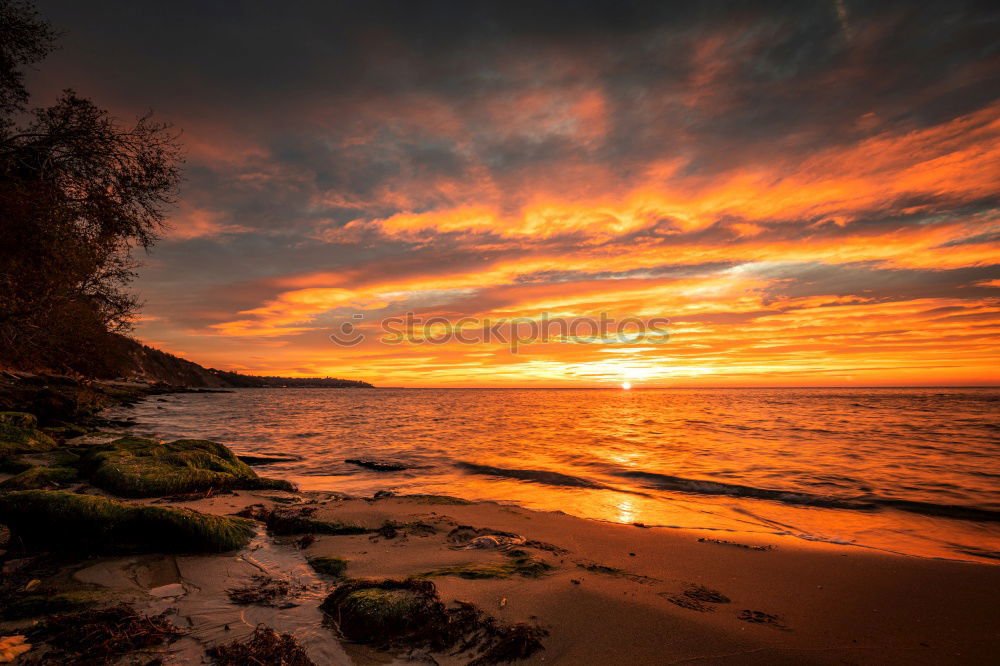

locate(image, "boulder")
[[0, 412, 58, 457], [79, 436, 295, 497], [0, 490, 256, 553]]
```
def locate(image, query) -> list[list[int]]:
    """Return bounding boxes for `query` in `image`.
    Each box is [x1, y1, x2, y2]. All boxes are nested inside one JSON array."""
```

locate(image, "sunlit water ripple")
[[106, 387, 1000, 563]]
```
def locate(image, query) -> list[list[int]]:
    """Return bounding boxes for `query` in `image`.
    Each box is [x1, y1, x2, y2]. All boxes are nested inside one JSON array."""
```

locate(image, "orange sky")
[[35, 1, 1000, 386]]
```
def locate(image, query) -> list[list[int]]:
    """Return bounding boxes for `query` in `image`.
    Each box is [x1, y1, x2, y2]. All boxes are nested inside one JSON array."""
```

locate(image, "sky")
[[28, 0, 1000, 387]]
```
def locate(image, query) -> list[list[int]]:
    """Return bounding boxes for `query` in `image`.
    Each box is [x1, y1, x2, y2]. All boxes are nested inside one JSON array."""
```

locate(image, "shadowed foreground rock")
[[0, 490, 255, 552], [320, 578, 547, 665], [0, 411, 58, 457], [79, 436, 295, 497]]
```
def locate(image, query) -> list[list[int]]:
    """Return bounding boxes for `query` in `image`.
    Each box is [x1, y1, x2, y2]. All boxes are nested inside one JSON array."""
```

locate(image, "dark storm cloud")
[[31, 0, 1000, 200], [753, 262, 1000, 303]]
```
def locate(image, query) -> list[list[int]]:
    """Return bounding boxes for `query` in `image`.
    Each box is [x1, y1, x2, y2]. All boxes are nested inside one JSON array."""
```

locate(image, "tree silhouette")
[[0, 0, 182, 375]]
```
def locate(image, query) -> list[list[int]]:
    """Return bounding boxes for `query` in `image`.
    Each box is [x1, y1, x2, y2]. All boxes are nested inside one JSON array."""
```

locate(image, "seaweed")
[[0, 490, 256, 553], [372, 520, 437, 540], [660, 584, 732, 613], [78, 436, 295, 497], [308, 556, 348, 578], [207, 624, 315, 665], [697, 537, 774, 551], [320, 578, 547, 663], [573, 559, 659, 584], [419, 555, 552, 580], [24, 603, 184, 665], [227, 575, 295, 606], [266, 506, 369, 536], [737, 609, 789, 629]]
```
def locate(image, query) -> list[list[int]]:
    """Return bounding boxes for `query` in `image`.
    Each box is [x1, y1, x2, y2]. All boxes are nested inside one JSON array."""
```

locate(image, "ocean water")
[[106, 387, 1000, 563]]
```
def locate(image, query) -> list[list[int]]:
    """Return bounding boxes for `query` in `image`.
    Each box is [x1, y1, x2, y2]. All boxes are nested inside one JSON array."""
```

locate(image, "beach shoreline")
[[1, 379, 998, 664]]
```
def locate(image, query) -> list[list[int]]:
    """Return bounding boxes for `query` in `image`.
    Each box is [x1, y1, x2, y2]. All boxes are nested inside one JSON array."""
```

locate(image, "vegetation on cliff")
[[0, 1, 181, 378]]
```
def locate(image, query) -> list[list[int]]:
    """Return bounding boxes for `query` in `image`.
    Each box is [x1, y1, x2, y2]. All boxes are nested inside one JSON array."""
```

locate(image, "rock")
[[0, 465, 78, 490], [237, 453, 301, 465], [0, 411, 58, 457], [320, 578, 549, 662], [148, 583, 186, 598], [321, 582, 428, 643], [0, 490, 256, 553], [457, 534, 527, 550], [373, 489, 396, 499], [79, 436, 295, 497], [345, 458, 410, 472], [308, 556, 348, 578]]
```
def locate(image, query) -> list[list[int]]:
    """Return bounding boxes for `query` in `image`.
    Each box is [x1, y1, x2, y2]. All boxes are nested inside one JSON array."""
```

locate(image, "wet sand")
[[28, 487, 995, 665]]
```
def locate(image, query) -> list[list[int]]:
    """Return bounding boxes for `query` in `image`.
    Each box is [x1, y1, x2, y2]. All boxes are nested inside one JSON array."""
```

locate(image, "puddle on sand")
[[74, 528, 351, 665]]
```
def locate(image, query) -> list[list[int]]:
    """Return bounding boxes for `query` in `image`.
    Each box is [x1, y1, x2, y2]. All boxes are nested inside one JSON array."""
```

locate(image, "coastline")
[[1, 380, 998, 664]]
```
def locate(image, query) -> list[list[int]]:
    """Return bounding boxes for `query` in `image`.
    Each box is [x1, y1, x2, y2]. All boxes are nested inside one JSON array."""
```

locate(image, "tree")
[[0, 0, 182, 376]]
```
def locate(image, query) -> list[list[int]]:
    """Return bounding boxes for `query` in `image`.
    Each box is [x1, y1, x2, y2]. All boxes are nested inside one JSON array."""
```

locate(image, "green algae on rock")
[[320, 578, 548, 664], [0, 490, 255, 553], [79, 436, 295, 497], [308, 556, 349, 578], [0, 411, 58, 457], [0, 465, 78, 490]]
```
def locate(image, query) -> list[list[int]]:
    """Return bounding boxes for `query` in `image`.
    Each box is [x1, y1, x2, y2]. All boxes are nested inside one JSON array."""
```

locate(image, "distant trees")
[[0, 0, 182, 376]]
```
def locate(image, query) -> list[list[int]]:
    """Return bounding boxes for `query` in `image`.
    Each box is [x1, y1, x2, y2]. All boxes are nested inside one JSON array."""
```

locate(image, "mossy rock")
[[308, 556, 348, 578], [0, 411, 58, 457], [0, 490, 256, 553], [0, 465, 78, 490], [79, 437, 295, 497], [0, 591, 97, 621], [323, 584, 427, 643], [320, 578, 549, 662]]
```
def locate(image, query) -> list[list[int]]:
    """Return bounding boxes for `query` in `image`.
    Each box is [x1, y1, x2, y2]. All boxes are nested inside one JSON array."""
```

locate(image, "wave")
[[615, 470, 875, 509], [457, 462, 1000, 523], [456, 462, 616, 490]]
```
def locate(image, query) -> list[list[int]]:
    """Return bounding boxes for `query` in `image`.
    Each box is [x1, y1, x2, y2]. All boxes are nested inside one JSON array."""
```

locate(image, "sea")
[[104, 387, 1000, 564]]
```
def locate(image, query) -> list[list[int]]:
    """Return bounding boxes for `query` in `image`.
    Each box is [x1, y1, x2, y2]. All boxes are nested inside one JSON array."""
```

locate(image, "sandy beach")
[[5, 477, 997, 665]]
